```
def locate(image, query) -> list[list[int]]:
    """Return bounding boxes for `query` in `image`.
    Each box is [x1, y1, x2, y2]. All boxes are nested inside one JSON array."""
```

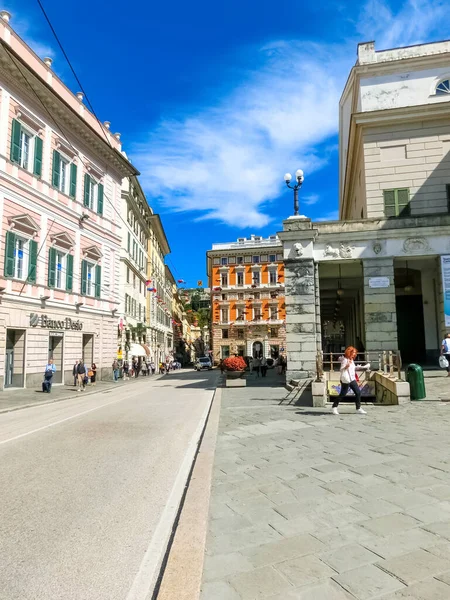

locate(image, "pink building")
[[0, 11, 137, 388]]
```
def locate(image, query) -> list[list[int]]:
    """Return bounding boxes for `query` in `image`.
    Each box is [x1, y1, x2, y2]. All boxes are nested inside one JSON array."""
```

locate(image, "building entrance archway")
[[252, 341, 263, 358]]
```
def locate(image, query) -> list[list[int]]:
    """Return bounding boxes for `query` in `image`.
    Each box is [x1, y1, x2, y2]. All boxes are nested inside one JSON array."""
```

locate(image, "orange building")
[[207, 235, 286, 362]]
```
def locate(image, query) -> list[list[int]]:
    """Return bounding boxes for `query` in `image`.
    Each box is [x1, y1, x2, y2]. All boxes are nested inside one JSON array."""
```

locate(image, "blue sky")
[[7, 0, 450, 285]]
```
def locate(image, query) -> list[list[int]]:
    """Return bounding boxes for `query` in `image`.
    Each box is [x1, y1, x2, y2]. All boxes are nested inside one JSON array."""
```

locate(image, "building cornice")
[[0, 40, 138, 179]]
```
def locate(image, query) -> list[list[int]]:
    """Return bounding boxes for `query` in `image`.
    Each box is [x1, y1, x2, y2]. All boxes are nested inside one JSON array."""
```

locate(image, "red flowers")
[[223, 356, 246, 372]]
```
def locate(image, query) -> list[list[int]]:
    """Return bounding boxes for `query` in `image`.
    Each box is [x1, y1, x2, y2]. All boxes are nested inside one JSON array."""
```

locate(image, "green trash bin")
[[406, 363, 426, 400]]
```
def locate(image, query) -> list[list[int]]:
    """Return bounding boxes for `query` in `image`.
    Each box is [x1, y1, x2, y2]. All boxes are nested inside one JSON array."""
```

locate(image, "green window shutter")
[[97, 183, 104, 215], [383, 190, 396, 217], [66, 254, 74, 291], [127, 232, 131, 253], [397, 188, 410, 216], [48, 247, 56, 288], [69, 163, 77, 198], [81, 259, 87, 295], [28, 240, 37, 283], [33, 137, 43, 177], [84, 174, 91, 207], [52, 150, 61, 188], [10, 119, 21, 163], [95, 265, 101, 298], [4, 231, 15, 277]]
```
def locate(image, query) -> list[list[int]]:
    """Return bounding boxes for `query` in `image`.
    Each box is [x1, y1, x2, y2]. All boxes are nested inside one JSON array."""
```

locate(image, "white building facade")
[[0, 12, 137, 388], [118, 177, 151, 361], [281, 39, 450, 384]]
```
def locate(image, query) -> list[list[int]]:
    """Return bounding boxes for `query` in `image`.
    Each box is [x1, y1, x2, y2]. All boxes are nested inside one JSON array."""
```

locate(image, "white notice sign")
[[368, 277, 390, 288]]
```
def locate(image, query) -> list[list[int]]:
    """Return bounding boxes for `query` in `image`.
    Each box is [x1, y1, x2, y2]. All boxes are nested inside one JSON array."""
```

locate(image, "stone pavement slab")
[[200, 370, 450, 599]]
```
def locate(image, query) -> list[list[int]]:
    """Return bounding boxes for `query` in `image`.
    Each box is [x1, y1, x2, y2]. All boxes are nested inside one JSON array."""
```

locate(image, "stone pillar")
[[285, 258, 317, 380], [363, 258, 398, 352]]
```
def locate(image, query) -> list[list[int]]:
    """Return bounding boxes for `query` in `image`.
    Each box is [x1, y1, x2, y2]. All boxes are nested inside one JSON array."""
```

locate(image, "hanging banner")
[[441, 255, 450, 327]]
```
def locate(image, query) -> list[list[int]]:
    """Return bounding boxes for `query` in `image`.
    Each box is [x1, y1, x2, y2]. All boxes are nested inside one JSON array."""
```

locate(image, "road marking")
[[0, 397, 126, 446], [125, 392, 214, 600]]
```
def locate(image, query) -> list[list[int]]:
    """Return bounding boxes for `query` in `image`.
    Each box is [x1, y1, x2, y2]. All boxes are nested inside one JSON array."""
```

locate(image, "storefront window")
[[221, 345, 230, 358]]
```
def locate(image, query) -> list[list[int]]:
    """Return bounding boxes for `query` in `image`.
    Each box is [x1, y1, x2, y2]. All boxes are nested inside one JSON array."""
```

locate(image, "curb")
[[154, 387, 222, 600]]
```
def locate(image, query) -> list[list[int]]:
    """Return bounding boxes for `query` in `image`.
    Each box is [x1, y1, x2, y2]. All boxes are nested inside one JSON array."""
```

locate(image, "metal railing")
[[316, 350, 402, 380]]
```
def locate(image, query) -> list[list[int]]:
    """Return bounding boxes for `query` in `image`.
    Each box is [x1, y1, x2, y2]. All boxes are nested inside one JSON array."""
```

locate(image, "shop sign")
[[441, 255, 450, 327], [368, 277, 390, 288], [49, 331, 64, 338], [29, 313, 83, 331]]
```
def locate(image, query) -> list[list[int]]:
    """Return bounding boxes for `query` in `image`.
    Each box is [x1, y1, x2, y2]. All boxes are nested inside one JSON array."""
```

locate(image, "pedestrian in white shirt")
[[441, 333, 450, 376], [332, 346, 370, 415]]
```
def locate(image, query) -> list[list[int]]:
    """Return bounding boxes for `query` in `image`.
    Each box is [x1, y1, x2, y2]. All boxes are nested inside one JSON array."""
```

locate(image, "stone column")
[[363, 258, 398, 352], [285, 258, 317, 380]]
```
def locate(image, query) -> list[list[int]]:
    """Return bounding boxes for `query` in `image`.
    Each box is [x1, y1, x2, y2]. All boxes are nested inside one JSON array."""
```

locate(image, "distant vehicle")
[[195, 357, 212, 371]]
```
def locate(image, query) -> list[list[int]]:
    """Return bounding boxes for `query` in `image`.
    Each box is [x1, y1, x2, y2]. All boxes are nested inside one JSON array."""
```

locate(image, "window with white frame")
[[14, 236, 28, 280], [86, 261, 95, 296], [253, 271, 260, 285], [237, 271, 244, 286], [221, 273, 228, 287], [85, 176, 95, 209], [221, 257, 228, 265], [270, 306, 278, 320], [237, 256, 244, 264], [55, 250, 66, 289], [253, 308, 262, 320], [252, 255, 260, 263], [237, 307, 244, 319], [269, 270, 277, 284], [19, 128, 32, 170], [436, 80, 450, 95], [58, 156, 69, 194], [221, 308, 229, 322], [269, 254, 276, 262]]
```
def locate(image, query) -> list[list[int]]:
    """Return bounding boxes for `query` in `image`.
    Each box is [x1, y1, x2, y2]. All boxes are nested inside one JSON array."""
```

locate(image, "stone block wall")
[[363, 258, 398, 351], [284, 258, 317, 379]]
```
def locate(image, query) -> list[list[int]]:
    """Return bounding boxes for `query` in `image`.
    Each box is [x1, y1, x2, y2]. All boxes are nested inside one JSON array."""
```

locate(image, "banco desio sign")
[[29, 313, 83, 331]]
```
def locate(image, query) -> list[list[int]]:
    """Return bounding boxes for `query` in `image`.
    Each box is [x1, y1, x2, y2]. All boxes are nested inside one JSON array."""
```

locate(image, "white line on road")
[[125, 391, 215, 600], [0, 396, 126, 446]]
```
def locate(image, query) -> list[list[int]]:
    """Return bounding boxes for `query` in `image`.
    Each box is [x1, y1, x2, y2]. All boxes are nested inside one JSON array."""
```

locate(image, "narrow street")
[[0, 370, 217, 600]]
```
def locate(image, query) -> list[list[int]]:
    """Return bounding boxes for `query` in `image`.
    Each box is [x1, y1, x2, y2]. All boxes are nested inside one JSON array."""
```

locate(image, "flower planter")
[[225, 369, 246, 387]]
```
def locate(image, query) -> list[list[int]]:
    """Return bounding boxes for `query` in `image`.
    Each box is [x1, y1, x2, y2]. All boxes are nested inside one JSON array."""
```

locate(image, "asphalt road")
[[0, 369, 217, 600]]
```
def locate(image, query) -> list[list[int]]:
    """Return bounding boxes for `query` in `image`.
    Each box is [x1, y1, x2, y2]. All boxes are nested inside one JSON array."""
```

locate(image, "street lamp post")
[[284, 170, 305, 216]]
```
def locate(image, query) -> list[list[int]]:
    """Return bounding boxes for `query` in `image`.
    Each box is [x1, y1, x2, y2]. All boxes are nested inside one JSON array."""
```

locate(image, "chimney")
[[0, 10, 11, 22], [357, 41, 376, 65], [76, 92, 84, 102], [43, 57, 53, 68]]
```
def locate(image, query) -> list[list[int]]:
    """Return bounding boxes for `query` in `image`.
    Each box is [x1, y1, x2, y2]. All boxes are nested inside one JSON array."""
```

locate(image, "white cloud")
[[303, 194, 320, 206], [133, 42, 345, 228], [131, 0, 450, 227]]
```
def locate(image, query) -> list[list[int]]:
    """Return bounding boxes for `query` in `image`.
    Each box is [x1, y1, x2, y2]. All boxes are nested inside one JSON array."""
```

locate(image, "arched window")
[[436, 80, 450, 95]]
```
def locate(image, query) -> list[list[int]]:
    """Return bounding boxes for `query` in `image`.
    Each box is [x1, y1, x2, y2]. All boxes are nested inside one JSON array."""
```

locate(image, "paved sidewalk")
[[201, 369, 450, 599], [0, 373, 163, 413]]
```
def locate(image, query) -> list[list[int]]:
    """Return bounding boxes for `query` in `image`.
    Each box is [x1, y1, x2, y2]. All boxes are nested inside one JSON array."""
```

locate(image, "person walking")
[[141, 360, 148, 377], [253, 356, 261, 377], [76, 359, 87, 391], [72, 360, 79, 386], [441, 333, 450, 377], [219, 359, 225, 374], [89, 363, 97, 386], [123, 360, 129, 380], [332, 346, 370, 415], [261, 356, 268, 377], [112, 359, 120, 382], [43, 358, 56, 393], [150, 360, 156, 375], [248, 357, 254, 373]]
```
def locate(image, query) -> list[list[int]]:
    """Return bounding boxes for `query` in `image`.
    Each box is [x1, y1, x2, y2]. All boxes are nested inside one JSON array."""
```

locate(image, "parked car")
[[195, 357, 213, 371]]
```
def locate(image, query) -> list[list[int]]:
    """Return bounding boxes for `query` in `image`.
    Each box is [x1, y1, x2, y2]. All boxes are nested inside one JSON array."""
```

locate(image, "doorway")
[[83, 334, 94, 367], [48, 332, 64, 384], [396, 295, 426, 364], [252, 341, 263, 359], [5, 329, 25, 388]]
